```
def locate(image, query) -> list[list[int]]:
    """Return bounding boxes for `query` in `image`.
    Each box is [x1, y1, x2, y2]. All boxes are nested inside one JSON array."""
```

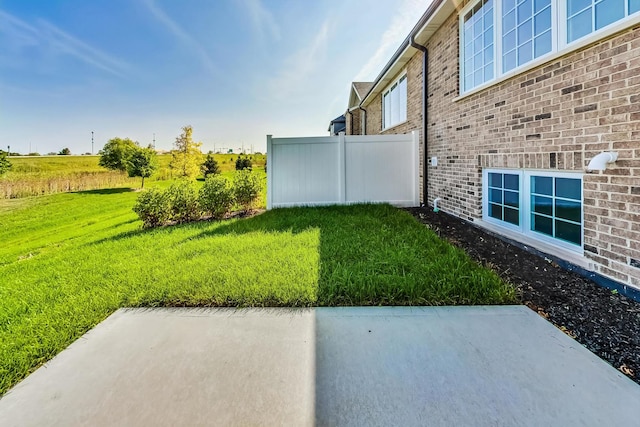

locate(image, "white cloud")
[[141, 0, 217, 74], [354, 0, 433, 82], [266, 20, 330, 101], [0, 9, 131, 77], [237, 0, 280, 40]]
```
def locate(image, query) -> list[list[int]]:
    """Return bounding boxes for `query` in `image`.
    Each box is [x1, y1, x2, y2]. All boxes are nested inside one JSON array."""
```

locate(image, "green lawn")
[[0, 188, 515, 395]]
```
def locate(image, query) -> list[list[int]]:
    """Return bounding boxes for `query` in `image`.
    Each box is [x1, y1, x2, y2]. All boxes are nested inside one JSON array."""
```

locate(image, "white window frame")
[[382, 72, 407, 130], [460, 0, 640, 94], [460, 0, 496, 92], [482, 168, 584, 252], [483, 169, 524, 233]]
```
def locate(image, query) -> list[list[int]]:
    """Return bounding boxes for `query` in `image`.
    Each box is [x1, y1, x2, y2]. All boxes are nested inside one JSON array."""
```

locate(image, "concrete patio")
[[1, 306, 639, 426]]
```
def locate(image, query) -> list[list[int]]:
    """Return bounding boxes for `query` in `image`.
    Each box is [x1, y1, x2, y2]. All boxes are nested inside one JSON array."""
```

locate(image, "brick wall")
[[346, 109, 363, 135], [365, 11, 640, 288]]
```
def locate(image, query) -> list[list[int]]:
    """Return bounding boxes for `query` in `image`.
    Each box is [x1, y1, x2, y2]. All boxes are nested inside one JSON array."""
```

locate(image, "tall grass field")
[[1, 153, 265, 198]]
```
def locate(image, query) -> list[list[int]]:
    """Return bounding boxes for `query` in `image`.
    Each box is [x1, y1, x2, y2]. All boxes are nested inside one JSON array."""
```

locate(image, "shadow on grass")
[[84, 204, 515, 306], [74, 187, 136, 195], [185, 204, 515, 306]]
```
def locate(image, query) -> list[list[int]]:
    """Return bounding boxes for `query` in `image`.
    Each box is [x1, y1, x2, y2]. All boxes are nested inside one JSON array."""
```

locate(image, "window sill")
[[476, 219, 591, 270], [382, 120, 408, 133], [454, 14, 640, 102]]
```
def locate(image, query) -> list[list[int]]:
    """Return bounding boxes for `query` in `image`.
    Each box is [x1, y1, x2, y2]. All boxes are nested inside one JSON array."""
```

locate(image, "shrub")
[[235, 155, 252, 171], [166, 180, 200, 223], [199, 175, 233, 219], [133, 188, 171, 228], [233, 169, 261, 212]]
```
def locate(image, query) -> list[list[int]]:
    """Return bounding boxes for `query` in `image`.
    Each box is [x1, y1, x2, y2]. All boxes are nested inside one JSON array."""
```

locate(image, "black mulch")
[[407, 207, 640, 385]]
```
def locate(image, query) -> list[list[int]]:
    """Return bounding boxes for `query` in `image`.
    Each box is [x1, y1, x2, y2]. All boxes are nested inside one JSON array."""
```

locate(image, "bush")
[[199, 175, 234, 219], [166, 180, 201, 223], [133, 188, 171, 228], [235, 155, 252, 171], [233, 170, 261, 212]]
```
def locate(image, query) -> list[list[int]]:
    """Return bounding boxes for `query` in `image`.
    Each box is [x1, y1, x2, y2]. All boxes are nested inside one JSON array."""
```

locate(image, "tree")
[[99, 137, 137, 171], [169, 125, 203, 179], [59, 148, 71, 155], [0, 150, 11, 175], [235, 155, 252, 171], [127, 146, 158, 188], [201, 152, 220, 177]]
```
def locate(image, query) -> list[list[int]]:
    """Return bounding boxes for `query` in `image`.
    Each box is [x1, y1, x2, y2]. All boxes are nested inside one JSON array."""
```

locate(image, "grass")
[[0, 188, 515, 395], [2, 153, 266, 198]]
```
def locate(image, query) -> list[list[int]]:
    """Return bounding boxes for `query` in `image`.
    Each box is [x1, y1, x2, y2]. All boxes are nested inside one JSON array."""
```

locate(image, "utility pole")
[[153, 133, 156, 149], [91, 131, 94, 155]]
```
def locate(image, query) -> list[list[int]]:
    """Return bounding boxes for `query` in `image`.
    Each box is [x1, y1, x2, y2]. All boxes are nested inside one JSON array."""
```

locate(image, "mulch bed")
[[407, 207, 640, 385]]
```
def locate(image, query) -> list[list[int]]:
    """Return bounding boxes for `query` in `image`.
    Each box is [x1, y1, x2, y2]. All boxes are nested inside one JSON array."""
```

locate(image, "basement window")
[[483, 169, 583, 250]]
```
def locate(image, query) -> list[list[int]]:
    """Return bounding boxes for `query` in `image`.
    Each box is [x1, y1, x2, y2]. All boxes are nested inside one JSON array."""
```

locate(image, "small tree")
[[59, 148, 71, 155], [201, 153, 220, 177], [233, 169, 261, 212], [99, 137, 138, 172], [170, 125, 203, 179], [199, 175, 233, 219], [127, 146, 158, 188], [0, 150, 11, 175], [235, 155, 252, 171]]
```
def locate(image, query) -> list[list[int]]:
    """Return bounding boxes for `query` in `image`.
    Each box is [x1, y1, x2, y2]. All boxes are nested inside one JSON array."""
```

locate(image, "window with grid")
[[568, 0, 640, 42], [487, 172, 520, 226], [462, 0, 495, 92], [530, 175, 582, 245], [483, 170, 583, 250], [502, 0, 552, 72], [460, 0, 640, 93]]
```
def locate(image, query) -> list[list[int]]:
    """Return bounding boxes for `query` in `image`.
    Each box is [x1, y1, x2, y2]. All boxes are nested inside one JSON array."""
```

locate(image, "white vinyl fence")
[[266, 131, 419, 209]]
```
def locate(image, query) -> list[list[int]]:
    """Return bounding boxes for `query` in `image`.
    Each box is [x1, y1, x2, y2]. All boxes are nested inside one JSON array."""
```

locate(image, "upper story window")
[[382, 74, 407, 129], [460, 0, 640, 93], [502, 0, 552, 72], [463, 0, 495, 91], [567, 0, 639, 42]]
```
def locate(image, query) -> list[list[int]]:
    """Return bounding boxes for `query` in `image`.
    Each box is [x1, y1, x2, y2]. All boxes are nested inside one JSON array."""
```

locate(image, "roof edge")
[[360, 0, 455, 106]]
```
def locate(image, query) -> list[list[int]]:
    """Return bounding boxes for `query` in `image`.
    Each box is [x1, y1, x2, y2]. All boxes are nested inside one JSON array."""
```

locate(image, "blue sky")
[[0, 0, 431, 154]]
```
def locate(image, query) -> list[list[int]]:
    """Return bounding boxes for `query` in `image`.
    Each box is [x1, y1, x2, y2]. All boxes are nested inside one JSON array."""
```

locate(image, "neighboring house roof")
[[328, 115, 346, 133], [353, 82, 374, 100], [348, 82, 374, 111], [360, 0, 458, 107]]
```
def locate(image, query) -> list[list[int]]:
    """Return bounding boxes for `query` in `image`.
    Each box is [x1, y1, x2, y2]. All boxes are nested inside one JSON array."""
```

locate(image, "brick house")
[[345, 82, 374, 135], [344, 0, 640, 293]]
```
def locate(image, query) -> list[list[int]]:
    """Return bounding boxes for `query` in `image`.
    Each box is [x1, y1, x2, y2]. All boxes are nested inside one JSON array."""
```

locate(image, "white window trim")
[[459, 0, 640, 97], [482, 168, 584, 254], [382, 72, 408, 131]]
